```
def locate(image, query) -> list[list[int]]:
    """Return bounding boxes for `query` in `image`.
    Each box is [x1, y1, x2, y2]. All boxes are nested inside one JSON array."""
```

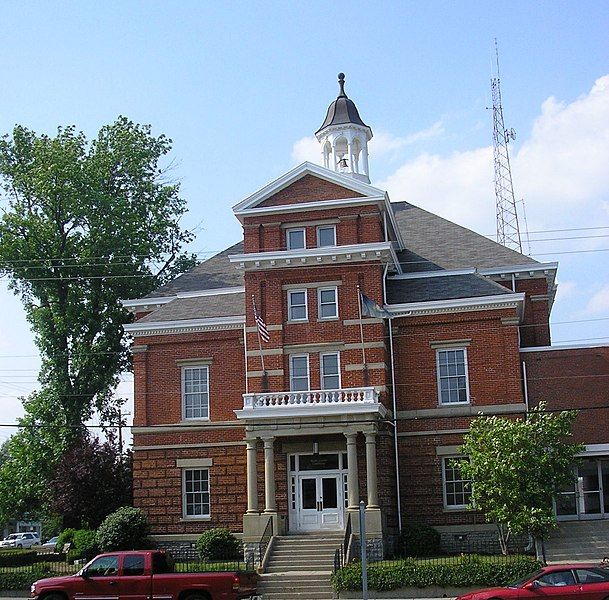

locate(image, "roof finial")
[[338, 72, 346, 97]]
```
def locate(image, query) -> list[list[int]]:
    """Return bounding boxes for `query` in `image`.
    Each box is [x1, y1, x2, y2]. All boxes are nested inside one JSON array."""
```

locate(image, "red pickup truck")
[[30, 550, 259, 600]]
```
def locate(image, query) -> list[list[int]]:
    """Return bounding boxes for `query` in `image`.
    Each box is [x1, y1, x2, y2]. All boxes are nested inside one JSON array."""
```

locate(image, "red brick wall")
[[522, 346, 609, 444], [257, 174, 363, 208]]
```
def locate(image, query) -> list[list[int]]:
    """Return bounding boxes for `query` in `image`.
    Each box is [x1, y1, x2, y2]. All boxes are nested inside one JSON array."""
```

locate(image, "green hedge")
[[0, 565, 52, 590], [0, 550, 38, 567], [331, 555, 543, 592]]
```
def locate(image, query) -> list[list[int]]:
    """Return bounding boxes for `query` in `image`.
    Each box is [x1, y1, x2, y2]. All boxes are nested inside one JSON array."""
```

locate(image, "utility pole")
[[492, 39, 523, 253]]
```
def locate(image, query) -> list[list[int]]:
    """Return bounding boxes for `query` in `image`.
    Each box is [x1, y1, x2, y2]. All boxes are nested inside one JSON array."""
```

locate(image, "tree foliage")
[[48, 433, 132, 529], [96, 507, 150, 551], [460, 403, 583, 554], [0, 117, 196, 522]]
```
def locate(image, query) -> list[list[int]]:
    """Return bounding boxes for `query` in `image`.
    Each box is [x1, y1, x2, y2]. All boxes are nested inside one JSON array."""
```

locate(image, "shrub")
[[0, 549, 37, 567], [56, 528, 77, 551], [195, 528, 240, 561], [0, 564, 52, 590], [96, 507, 150, 552], [331, 555, 543, 592], [399, 522, 441, 557], [73, 529, 98, 556]]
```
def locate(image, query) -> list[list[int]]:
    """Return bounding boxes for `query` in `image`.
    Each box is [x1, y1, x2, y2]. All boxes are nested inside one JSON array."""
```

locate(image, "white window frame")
[[290, 354, 310, 391], [288, 289, 308, 322], [316, 224, 337, 247], [320, 351, 341, 390], [317, 286, 338, 320], [436, 347, 470, 405], [442, 456, 471, 510], [181, 365, 210, 420], [182, 468, 210, 519], [286, 227, 306, 250]]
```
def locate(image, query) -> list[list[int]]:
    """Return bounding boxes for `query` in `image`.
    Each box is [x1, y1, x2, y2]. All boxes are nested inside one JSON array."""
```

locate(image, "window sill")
[[180, 516, 211, 522], [438, 401, 470, 408], [318, 317, 339, 322], [443, 506, 471, 513], [287, 320, 309, 324], [181, 418, 210, 423]]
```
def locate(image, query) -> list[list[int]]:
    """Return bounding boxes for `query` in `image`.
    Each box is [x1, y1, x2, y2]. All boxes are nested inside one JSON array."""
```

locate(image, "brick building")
[[124, 75, 609, 556]]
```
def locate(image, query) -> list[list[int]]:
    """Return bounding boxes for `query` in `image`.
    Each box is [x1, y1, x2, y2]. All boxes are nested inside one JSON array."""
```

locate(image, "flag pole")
[[252, 295, 266, 374], [357, 285, 368, 385]]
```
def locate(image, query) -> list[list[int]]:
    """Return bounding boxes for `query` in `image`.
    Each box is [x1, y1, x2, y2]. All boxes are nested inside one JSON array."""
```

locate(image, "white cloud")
[[291, 135, 321, 164], [555, 280, 576, 302], [586, 284, 609, 316], [374, 75, 609, 238]]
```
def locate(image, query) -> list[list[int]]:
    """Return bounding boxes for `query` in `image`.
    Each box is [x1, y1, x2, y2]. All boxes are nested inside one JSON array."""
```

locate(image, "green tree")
[[0, 118, 196, 522], [460, 403, 583, 554]]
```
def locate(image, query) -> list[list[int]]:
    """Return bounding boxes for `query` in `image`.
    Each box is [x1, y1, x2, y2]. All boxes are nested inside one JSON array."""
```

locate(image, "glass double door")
[[556, 458, 609, 520], [297, 474, 342, 531]]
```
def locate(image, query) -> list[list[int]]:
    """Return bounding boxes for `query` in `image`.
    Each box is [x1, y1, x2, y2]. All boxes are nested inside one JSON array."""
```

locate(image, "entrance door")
[[297, 474, 341, 532], [556, 458, 609, 521]]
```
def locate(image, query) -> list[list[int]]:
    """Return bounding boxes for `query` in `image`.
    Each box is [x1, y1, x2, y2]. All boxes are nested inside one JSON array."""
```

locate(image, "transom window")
[[290, 354, 310, 391], [443, 457, 471, 509], [182, 366, 209, 419], [183, 468, 210, 518], [317, 225, 336, 247], [437, 348, 469, 404], [320, 352, 340, 390], [288, 289, 308, 321], [318, 287, 338, 320], [286, 228, 306, 250]]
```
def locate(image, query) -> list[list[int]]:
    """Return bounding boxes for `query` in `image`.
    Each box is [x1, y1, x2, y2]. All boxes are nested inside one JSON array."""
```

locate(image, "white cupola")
[[315, 73, 373, 183]]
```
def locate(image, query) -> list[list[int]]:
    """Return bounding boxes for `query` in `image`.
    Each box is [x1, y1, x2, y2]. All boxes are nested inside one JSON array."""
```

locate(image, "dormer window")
[[287, 228, 306, 250], [317, 225, 336, 248]]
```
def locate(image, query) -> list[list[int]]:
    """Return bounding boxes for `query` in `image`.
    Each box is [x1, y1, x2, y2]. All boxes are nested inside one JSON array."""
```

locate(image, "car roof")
[[543, 563, 602, 571]]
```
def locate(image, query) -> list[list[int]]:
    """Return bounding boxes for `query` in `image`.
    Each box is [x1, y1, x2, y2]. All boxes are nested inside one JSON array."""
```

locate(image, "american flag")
[[252, 296, 270, 343]]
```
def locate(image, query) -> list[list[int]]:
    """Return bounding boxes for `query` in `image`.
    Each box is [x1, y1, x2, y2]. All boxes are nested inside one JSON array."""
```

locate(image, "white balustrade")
[[241, 386, 379, 412]]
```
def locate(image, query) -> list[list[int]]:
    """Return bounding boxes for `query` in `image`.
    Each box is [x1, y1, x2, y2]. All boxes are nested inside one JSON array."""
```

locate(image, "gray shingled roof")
[[386, 273, 512, 305], [145, 242, 244, 298], [137, 292, 245, 323], [392, 202, 537, 272]]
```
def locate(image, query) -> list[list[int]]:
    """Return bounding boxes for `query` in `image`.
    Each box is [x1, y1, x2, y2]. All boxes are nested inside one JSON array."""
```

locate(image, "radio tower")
[[491, 40, 522, 252]]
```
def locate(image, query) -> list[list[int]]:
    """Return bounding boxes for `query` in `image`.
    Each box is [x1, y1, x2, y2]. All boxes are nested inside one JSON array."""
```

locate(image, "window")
[[85, 555, 119, 577], [182, 366, 209, 419], [537, 570, 576, 587], [442, 457, 471, 509], [183, 468, 210, 518], [317, 225, 336, 247], [318, 287, 338, 320], [286, 228, 306, 250], [288, 289, 308, 321], [437, 348, 469, 404], [123, 554, 145, 576], [575, 568, 609, 584], [320, 352, 340, 390], [290, 354, 310, 391]]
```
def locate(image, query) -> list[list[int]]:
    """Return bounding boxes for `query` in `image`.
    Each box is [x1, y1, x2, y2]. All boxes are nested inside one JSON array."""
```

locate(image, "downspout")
[[243, 322, 249, 395], [383, 263, 402, 533], [522, 360, 529, 412], [383, 210, 389, 242]]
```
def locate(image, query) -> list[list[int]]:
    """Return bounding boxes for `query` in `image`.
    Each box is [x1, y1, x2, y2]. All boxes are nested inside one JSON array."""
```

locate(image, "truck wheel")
[[184, 593, 211, 600], [43, 593, 67, 600]]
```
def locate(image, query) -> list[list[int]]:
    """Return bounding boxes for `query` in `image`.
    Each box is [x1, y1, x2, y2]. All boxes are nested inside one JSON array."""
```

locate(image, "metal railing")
[[258, 515, 274, 571], [243, 386, 379, 410], [333, 512, 354, 571]]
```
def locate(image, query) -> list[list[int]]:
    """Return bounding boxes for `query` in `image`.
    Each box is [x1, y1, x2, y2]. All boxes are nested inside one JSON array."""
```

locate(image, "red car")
[[456, 563, 609, 600]]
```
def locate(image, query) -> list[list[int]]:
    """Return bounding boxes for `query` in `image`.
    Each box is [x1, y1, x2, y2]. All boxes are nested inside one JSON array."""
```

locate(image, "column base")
[[242, 512, 286, 543]]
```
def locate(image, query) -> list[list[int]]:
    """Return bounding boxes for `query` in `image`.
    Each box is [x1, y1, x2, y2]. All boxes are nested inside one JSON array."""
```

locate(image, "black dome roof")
[[316, 73, 370, 135]]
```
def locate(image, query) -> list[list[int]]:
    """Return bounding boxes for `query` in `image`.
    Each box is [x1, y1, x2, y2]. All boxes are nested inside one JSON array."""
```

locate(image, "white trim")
[[389, 268, 476, 280], [290, 354, 310, 392], [387, 292, 525, 318], [320, 351, 341, 390], [229, 241, 402, 274], [181, 364, 210, 421], [232, 161, 385, 213], [478, 262, 558, 276], [121, 286, 245, 309], [436, 347, 470, 406], [316, 224, 337, 248], [176, 458, 213, 468], [578, 444, 609, 457], [288, 289, 308, 322], [520, 342, 609, 353], [235, 196, 385, 218], [286, 227, 306, 250], [124, 315, 245, 336], [317, 286, 339, 321], [182, 467, 210, 519]]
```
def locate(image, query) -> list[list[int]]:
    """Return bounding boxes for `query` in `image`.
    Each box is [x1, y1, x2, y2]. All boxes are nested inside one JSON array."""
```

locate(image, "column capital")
[[262, 437, 275, 448]]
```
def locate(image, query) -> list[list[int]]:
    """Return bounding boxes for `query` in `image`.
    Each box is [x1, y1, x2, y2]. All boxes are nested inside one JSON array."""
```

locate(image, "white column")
[[263, 437, 276, 513], [246, 438, 258, 514], [347, 140, 353, 174], [365, 432, 379, 509], [362, 144, 370, 178], [331, 140, 338, 173], [346, 433, 359, 509]]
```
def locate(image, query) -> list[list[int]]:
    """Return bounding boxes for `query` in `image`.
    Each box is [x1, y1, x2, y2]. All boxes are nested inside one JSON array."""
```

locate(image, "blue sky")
[[1, 1, 608, 440]]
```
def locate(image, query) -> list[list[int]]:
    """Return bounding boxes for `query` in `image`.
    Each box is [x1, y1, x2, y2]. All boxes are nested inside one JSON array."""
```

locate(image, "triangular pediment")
[[232, 162, 386, 216]]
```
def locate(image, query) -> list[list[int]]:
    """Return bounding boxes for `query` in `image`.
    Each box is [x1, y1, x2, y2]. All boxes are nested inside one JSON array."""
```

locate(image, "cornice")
[[121, 286, 245, 312], [229, 241, 401, 273], [387, 293, 525, 319], [124, 315, 245, 337]]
